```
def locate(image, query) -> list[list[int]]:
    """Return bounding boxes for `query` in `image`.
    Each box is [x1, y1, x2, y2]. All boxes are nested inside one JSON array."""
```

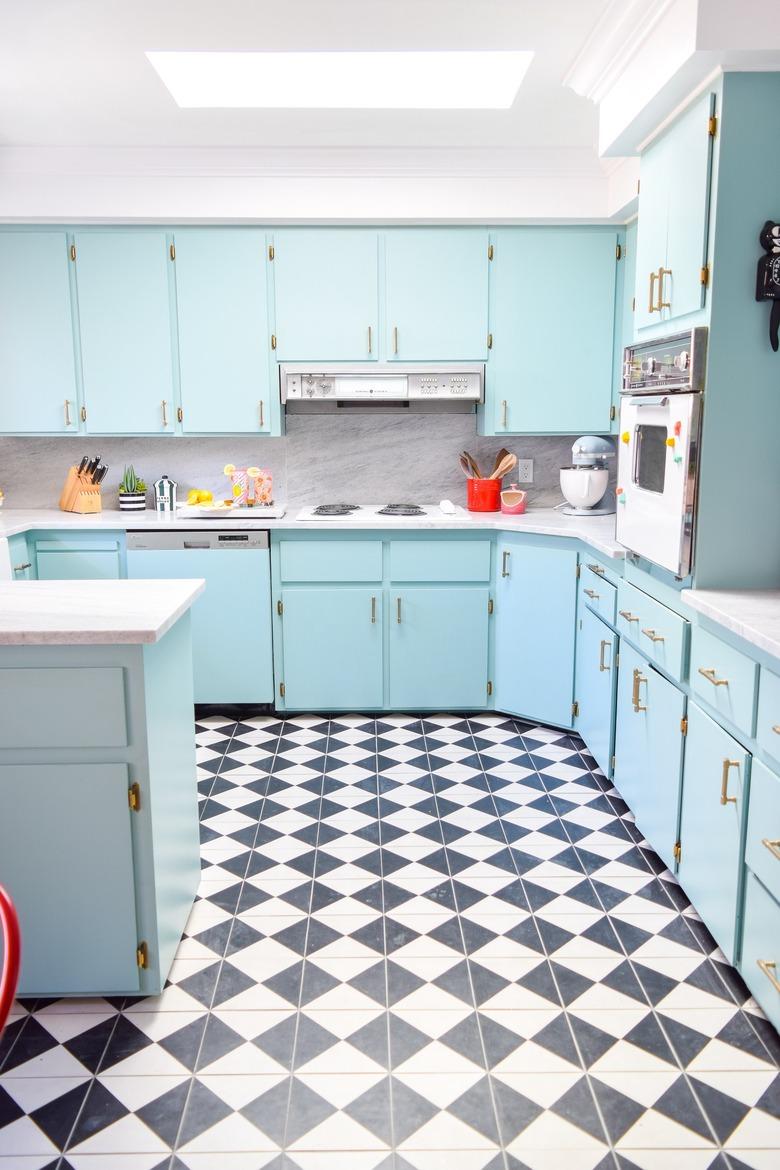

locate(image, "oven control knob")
[[317, 380, 332, 394], [642, 357, 657, 374], [674, 351, 690, 371]]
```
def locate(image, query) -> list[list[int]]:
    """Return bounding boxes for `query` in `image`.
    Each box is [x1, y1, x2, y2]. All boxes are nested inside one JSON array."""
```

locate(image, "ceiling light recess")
[[146, 50, 534, 109]]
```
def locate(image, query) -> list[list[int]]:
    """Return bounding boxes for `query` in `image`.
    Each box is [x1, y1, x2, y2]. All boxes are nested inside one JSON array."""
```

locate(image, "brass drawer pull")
[[599, 639, 611, 672], [259, 400, 265, 428], [501, 550, 510, 578], [584, 588, 600, 600], [762, 837, 780, 862], [587, 564, 605, 575], [641, 627, 665, 643], [161, 399, 168, 427], [657, 266, 672, 310], [396, 596, 402, 624], [393, 326, 399, 355], [64, 399, 72, 426], [619, 610, 638, 623], [367, 325, 372, 355], [501, 399, 508, 428], [720, 759, 739, 805], [698, 667, 729, 687], [648, 270, 658, 313], [371, 596, 376, 624], [757, 959, 780, 994], [632, 668, 647, 713]]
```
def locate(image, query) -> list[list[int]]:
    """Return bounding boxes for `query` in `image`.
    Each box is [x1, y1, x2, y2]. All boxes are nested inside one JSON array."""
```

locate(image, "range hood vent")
[[280, 362, 484, 415]]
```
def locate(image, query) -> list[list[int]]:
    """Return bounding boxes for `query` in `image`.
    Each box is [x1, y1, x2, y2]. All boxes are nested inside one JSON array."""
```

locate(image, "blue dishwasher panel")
[[127, 543, 274, 704]]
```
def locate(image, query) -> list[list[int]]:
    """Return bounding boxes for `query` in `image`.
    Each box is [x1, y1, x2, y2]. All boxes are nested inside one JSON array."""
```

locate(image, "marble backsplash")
[[0, 416, 591, 510]]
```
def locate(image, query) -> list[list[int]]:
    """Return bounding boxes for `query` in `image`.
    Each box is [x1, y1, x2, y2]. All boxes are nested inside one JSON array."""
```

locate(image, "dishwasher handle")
[[183, 541, 210, 549]]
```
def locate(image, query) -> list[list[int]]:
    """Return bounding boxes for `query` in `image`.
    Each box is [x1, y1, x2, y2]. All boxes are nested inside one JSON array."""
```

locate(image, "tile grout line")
[[373, 716, 398, 1160]]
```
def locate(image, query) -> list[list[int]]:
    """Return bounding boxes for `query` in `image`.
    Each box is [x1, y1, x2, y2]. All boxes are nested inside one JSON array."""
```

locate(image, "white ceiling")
[[0, 0, 613, 149]]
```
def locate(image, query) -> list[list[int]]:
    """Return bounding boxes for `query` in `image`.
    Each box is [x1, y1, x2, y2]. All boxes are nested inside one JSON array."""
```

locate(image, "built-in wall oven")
[[616, 327, 707, 578]]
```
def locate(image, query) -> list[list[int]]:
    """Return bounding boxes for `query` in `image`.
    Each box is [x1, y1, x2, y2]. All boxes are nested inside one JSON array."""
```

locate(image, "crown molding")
[[563, 0, 676, 103]]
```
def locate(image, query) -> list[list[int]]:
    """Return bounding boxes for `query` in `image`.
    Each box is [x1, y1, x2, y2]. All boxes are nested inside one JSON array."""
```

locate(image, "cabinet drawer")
[[0, 666, 128, 748], [579, 565, 617, 624], [616, 579, 689, 682], [279, 540, 382, 582], [756, 666, 780, 767], [745, 759, 780, 904], [740, 871, 780, 1034], [390, 540, 491, 582], [690, 625, 758, 736]]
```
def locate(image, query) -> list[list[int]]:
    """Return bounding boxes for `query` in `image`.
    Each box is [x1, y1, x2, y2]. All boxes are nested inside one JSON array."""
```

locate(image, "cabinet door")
[[74, 231, 176, 434], [663, 92, 715, 324], [175, 229, 273, 433], [281, 587, 383, 710], [0, 232, 79, 433], [385, 229, 488, 360], [485, 229, 617, 435], [389, 586, 489, 709], [678, 701, 748, 962], [612, 221, 637, 427], [633, 131, 670, 331], [574, 606, 617, 776], [0, 763, 139, 995], [127, 548, 273, 704], [35, 539, 122, 580], [274, 229, 379, 361], [494, 540, 578, 727], [613, 640, 686, 872], [8, 533, 35, 579]]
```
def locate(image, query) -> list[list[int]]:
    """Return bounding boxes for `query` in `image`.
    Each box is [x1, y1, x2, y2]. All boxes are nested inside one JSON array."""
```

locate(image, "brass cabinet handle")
[[757, 959, 780, 993], [271, 333, 277, 350], [762, 837, 780, 861], [599, 639, 611, 672], [619, 610, 639, 623], [632, 668, 647, 712], [161, 399, 168, 427], [648, 271, 659, 313], [371, 596, 376, 624], [177, 406, 183, 423], [501, 399, 508, 428], [587, 564, 605, 575], [657, 266, 672, 310], [13, 563, 32, 573], [367, 325, 372, 355], [64, 399, 72, 426], [396, 596, 402, 623], [720, 758, 739, 805], [393, 326, 398, 355], [584, 588, 600, 600], [259, 400, 265, 428], [501, 550, 510, 578], [642, 627, 665, 643], [698, 666, 729, 687]]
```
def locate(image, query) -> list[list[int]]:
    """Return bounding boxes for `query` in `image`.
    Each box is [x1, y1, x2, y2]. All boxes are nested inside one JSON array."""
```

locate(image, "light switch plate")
[[516, 458, 534, 483]]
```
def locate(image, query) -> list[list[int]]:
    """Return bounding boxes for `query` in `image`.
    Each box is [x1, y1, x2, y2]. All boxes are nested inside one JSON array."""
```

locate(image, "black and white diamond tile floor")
[[1, 713, 779, 1170]]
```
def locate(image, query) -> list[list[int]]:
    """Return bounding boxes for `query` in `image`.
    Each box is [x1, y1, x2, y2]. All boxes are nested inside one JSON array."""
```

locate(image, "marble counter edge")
[[682, 588, 780, 662]]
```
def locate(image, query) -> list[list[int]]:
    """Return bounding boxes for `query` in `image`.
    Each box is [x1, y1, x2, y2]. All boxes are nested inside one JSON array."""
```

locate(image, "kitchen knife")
[[93, 465, 108, 485], [86, 456, 101, 481], [77, 456, 88, 477]]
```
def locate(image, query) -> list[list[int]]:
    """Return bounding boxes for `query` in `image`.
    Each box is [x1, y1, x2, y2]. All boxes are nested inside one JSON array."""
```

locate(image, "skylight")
[[146, 50, 534, 109]]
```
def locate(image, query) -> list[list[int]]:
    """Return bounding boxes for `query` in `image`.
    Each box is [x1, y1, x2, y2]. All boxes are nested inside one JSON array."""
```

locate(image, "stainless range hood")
[[280, 363, 484, 414]]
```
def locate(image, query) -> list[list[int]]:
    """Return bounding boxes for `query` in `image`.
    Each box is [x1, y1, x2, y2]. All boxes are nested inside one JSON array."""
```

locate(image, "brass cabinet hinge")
[[610, 404, 616, 421], [708, 115, 717, 137], [610, 754, 616, 772], [673, 841, 682, 863], [177, 406, 183, 423], [169, 243, 175, 261], [572, 700, 580, 718], [268, 244, 275, 260], [277, 599, 283, 616], [487, 598, 494, 615], [616, 243, 622, 260], [70, 243, 76, 261], [487, 333, 493, 350], [279, 681, 285, 698], [136, 940, 149, 969], [80, 405, 87, 422], [487, 680, 493, 696], [632, 296, 636, 312], [128, 782, 141, 811], [680, 717, 688, 735], [488, 243, 494, 260], [615, 652, 620, 668], [700, 265, 710, 287], [637, 179, 640, 195], [575, 563, 581, 579], [271, 334, 277, 351]]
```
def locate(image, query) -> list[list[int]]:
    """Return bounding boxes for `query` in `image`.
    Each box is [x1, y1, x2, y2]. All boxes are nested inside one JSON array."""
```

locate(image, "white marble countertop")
[[0, 579, 205, 645], [0, 506, 624, 559], [682, 588, 780, 660]]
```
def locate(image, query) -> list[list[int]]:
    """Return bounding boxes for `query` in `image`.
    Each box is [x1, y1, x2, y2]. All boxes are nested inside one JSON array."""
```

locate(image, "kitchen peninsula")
[[0, 578, 204, 997]]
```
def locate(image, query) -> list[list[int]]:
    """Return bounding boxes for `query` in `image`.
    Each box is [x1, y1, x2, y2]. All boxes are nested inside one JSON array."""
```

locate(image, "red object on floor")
[[0, 885, 21, 1035]]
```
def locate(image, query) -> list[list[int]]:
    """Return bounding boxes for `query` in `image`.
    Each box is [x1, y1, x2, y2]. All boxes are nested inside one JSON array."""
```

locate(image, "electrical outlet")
[[515, 458, 534, 483]]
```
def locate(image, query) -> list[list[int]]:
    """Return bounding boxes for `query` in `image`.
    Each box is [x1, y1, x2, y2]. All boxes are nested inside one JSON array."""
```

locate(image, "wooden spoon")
[[459, 455, 473, 478], [461, 450, 483, 478], [491, 447, 510, 477], [490, 453, 518, 480]]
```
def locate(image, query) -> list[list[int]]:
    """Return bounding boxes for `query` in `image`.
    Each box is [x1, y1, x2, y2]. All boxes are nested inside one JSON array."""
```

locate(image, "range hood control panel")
[[280, 363, 484, 405]]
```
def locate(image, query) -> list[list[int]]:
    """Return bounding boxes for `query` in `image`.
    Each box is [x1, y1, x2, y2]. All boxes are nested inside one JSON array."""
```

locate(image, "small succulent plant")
[[119, 465, 147, 493]]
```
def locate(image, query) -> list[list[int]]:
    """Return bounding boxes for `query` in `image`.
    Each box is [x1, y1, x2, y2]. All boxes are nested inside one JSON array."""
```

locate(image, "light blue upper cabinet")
[[494, 539, 578, 726], [174, 229, 274, 434], [0, 232, 79, 434], [574, 605, 617, 776], [385, 229, 489, 360], [73, 231, 177, 434], [482, 229, 618, 435], [273, 229, 379, 361], [634, 91, 715, 331]]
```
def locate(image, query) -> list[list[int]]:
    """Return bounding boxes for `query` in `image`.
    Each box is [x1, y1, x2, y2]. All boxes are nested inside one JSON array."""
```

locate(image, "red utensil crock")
[[467, 477, 501, 512]]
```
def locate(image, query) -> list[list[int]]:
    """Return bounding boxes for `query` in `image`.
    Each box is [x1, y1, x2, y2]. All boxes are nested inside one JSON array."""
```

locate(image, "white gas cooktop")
[[296, 501, 465, 522]]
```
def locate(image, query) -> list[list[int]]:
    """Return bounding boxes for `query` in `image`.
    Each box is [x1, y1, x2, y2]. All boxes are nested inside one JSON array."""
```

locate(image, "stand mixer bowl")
[[560, 465, 609, 510]]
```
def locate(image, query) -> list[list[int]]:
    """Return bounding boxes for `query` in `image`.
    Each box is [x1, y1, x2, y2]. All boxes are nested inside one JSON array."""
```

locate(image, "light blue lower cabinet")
[[280, 587, 383, 710], [8, 532, 35, 579], [574, 606, 617, 776], [389, 586, 489, 710], [677, 700, 749, 963], [34, 536, 124, 580], [740, 871, 780, 1032], [613, 640, 686, 873], [494, 539, 578, 727]]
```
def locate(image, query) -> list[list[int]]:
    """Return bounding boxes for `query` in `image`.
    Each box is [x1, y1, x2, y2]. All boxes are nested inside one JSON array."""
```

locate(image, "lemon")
[[232, 483, 242, 497], [247, 466, 261, 478], [223, 463, 236, 476], [187, 488, 200, 505], [198, 490, 213, 503]]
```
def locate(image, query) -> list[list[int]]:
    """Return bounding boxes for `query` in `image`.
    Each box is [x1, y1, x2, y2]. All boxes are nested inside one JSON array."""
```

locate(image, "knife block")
[[59, 466, 103, 514]]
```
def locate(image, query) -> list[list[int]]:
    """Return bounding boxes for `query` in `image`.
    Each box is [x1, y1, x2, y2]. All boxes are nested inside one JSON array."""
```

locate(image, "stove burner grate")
[[312, 504, 361, 516], [377, 503, 425, 516]]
